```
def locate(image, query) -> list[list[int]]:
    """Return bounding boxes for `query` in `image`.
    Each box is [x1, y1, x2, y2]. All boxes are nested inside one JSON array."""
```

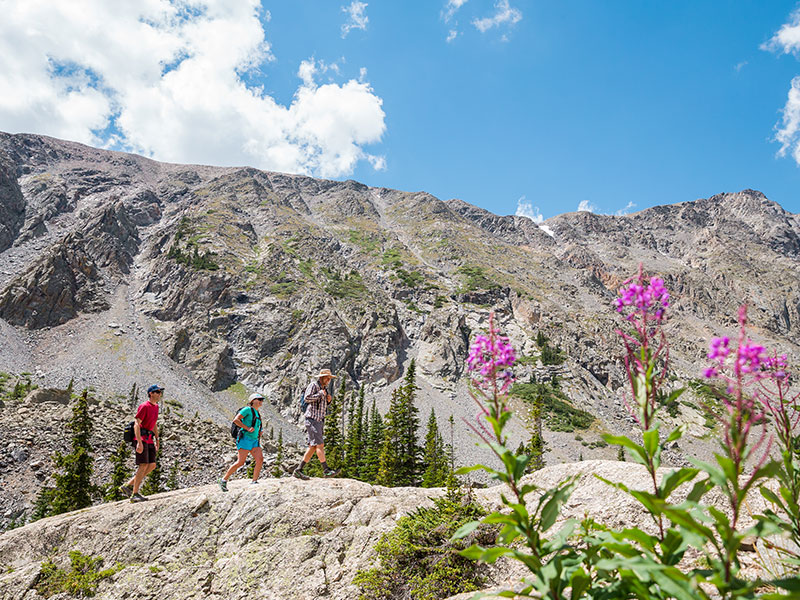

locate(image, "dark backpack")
[[230, 406, 260, 440], [124, 421, 153, 443], [299, 390, 307, 414]]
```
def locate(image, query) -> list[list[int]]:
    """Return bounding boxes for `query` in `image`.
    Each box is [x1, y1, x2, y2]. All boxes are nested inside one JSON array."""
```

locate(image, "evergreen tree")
[[50, 390, 96, 515], [324, 380, 346, 471], [421, 408, 448, 487], [272, 429, 284, 478], [65, 378, 74, 398], [362, 400, 383, 483], [31, 487, 55, 522], [617, 445, 626, 462], [128, 383, 138, 410], [103, 442, 131, 502], [344, 385, 365, 477], [527, 389, 545, 472], [445, 414, 458, 489], [167, 460, 180, 490], [397, 360, 421, 486], [377, 389, 403, 486]]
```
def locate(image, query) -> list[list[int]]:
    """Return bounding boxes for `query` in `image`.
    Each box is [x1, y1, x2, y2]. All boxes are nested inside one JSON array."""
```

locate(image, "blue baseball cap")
[[147, 384, 164, 394]]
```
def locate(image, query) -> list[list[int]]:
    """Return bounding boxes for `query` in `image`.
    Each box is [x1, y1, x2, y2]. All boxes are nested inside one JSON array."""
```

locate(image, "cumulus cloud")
[[515, 196, 544, 223], [341, 1, 369, 38], [473, 0, 522, 34], [0, 0, 386, 178], [577, 200, 598, 213], [761, 8, 800, 55], [446, 29, 459, 43], [443, 0, 469, 23], [775, 76, 800, 164]]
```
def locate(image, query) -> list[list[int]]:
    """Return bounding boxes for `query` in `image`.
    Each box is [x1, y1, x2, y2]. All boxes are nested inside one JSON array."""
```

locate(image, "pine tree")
[[445, 414, 458, 489], [167, 460, 180, 490], [527, 389, 545, 472], [31, 487, 55, 522], [65, 378, 74, 398], [344, 385, 365, 477], [617, 445, 626, 462], [103, 442, 132, 502], [376, 389, 403, 486], [50, 389, 95, 515], [324, 380, 346, 471], [396, 360, 421, 486], [421, 408, 448, 487], [362, 400, 383, 483], [128, 383, 138, 410], [272, 429, 284, 478]]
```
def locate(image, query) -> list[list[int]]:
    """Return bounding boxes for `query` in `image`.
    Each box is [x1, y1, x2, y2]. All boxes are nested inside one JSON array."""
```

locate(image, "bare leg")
[[131, 463, 155, 494], [223, 449, 250, 480], [316, 444, 326, 463], [302, 446, 316, 463], [251, 447, 264, 481]]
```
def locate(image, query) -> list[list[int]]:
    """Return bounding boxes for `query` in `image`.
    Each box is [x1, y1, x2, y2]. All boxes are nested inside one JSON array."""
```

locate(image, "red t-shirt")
[[135, 401, 159, 443]]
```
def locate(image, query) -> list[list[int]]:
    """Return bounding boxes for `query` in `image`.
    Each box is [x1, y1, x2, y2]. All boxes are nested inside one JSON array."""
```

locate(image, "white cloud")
[[515, 196, 543, 223], [761, 8, 800, 55], [446, 29, 459, 43], [473, 0, 522, 33], [341, 1, 369, 38], [577, 200, 598, 213], [615, 201, 637, 216], [443, 0, 469, 23], [734, 61, 748, 72], [0, 0, 386, 178], [775, 76, 800, 164]]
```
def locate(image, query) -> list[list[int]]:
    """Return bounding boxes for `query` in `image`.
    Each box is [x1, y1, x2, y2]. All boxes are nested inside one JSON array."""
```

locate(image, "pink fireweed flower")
[[615, 273, 670, 323], [467, 329, 516, 391]]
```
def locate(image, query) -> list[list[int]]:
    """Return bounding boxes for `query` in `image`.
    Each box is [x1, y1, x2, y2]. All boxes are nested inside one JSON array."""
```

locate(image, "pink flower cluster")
[[704, 336, 767, 379], [467, 331, 516, 392], [614, 276, 670, 322]]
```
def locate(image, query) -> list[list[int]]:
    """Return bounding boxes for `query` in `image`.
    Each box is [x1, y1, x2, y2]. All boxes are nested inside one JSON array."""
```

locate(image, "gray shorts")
[[304, 417, 324, 446]]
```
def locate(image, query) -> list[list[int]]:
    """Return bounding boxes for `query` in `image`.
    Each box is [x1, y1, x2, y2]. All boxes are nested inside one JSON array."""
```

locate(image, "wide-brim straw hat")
[[317, 369, 337, 379]]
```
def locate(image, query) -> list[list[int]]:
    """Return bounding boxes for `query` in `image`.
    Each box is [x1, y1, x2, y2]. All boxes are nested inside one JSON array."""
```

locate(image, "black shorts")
[[134, 442, 157, 465]]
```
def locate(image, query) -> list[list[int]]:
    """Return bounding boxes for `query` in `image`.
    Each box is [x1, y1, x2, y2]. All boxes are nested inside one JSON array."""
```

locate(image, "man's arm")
[[305, 383, 326, 404], [134, 418, 143, 453]]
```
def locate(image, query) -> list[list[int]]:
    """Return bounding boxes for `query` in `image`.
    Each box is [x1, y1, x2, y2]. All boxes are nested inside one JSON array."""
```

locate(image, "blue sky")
[[1, 1, 799, 220]]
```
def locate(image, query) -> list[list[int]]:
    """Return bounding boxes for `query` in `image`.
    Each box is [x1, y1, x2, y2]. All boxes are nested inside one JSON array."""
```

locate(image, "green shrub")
[[511, 382, 594, 432], [540, 343, 566, 366], [354, 494, 493, 600], [36, 551, 123, 598], [456, 265, 497, 292]]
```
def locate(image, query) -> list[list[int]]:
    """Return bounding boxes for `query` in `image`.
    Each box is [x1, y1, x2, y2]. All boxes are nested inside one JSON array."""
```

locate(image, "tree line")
[[21, 360, 457, 527]]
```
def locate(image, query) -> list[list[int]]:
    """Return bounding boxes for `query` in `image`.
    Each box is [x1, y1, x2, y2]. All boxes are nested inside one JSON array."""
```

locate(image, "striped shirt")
[[304, 380, 329, 421]]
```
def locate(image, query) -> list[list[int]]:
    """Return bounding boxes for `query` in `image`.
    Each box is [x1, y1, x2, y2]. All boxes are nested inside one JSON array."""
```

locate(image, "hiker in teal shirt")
[[219, 393, 264, 491]]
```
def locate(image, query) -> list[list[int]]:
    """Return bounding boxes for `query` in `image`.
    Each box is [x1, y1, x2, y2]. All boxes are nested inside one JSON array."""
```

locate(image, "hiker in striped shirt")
[[291, 369, 339, 479]]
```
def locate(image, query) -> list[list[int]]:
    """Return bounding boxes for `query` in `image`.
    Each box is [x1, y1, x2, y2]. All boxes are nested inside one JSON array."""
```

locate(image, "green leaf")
[[659, 467, 700, 498], [604, 434, 648, 464], [643, 428, 660, 457], [451, 520, 480, 540], [569, 568, 591, 599], [478, 546, 513, 562]]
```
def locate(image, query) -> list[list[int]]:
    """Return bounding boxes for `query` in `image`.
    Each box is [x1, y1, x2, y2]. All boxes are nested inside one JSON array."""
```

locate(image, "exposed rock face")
[[0, 131, 798, 495], [0, 460, 771, 600]]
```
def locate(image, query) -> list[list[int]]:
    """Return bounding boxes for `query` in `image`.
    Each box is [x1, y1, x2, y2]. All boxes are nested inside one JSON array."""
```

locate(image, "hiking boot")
[[323, 468, 340, 478], [118, 484, 133, 498], [218, 478, 228, 492], [130, 493, 148, 503], [249, 480, 259, 485], [292, 468, 310, 480]]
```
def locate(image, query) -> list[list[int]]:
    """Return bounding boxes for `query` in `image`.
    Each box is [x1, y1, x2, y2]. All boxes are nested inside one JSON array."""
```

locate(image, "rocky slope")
[[0, 131, 799, 505], [0, 460, 775, 600], [0, 384, 307, 530]]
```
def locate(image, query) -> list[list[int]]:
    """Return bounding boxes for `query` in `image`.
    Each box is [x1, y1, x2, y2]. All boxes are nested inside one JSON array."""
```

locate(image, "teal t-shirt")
[[237, 406, 261, 441]]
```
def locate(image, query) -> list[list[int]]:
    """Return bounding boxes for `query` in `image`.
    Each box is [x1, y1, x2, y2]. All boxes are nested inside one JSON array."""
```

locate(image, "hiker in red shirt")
[[119, 384, 162, 503]]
